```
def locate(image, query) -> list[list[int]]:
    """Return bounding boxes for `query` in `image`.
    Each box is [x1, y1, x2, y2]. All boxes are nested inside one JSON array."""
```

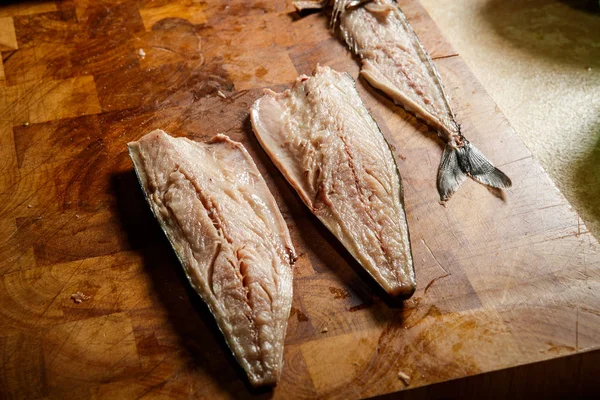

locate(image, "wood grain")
[[0, 0, 599, 399]]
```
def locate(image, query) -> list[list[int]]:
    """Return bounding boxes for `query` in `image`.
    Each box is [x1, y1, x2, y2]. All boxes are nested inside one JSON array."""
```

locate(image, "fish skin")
[[128, 130, 295, 387], [251, 65, 415, 298]]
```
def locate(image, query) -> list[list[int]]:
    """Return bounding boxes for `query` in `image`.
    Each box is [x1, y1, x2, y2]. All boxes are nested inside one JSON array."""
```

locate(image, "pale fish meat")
[[128, 130, 296, 387], [251, 65, 415, 298], [296, 0, 512, 200]]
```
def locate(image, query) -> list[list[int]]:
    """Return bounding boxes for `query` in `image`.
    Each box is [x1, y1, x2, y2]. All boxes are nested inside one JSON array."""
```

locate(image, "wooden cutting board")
[[1, 1, 599, 399]]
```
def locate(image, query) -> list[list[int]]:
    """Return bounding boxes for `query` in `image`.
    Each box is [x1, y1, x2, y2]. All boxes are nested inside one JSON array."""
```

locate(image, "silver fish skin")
[[294, 0, 512, 200], [251, 65, 415, 298], [128, 130, 296, 387]]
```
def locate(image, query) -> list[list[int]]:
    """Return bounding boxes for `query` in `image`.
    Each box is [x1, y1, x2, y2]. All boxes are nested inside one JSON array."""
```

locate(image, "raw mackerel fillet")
[[251, 65, 415, 298], [128, 130, 296, 387], [337, 0, 511, 200]]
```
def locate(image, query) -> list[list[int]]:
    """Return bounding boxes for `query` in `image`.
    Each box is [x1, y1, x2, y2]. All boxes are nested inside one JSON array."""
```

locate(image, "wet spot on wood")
[[328, 286, 350, 299], [544, 342, 577, 354], [290, 307, 309, 322], [255, 66, 268, 78], [348, 303, 371, 312]]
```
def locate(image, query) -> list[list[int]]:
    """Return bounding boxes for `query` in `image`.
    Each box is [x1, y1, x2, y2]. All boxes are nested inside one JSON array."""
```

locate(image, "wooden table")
[[1, 1, 599, 399]]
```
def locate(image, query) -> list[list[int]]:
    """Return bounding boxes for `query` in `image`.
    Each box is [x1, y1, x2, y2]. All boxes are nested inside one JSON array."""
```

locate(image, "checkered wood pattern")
[[1, 1, 600, 399]]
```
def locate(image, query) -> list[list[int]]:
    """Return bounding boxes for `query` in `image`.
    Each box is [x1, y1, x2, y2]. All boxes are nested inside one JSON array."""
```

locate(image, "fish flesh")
[[251, 65, 415, 298], [251, 67, 415, 297], [295, 0, 512, 200], [294, 0, 329, 11], [128, 131, 296, 386], [128, 130, 296, 387]]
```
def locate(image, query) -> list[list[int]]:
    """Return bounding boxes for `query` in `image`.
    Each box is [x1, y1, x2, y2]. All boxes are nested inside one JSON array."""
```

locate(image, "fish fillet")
[[128, 130, 296, 387], [295, 0, 512, 200], [251, 66, 415, 298]]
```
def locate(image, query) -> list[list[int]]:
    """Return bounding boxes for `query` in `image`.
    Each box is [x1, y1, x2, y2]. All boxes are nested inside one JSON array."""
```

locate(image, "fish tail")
[[437, 139, 512, 201]]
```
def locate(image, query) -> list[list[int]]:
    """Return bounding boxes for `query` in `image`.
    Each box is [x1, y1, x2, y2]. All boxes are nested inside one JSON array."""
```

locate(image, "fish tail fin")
[[437, 143, 468, 201], [437, 140, 512, 201]]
